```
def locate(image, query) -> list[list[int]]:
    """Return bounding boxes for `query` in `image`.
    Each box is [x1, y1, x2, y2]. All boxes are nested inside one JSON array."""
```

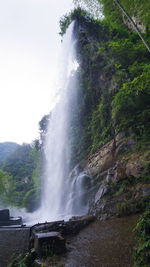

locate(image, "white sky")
[[0, 0, 73, 144]]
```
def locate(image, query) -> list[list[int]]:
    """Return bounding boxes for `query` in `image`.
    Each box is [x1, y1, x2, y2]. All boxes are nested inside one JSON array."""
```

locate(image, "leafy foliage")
[[134, 208, 150, 267], [59, 7, 91, 36], [39, 113, 50, 147], [0, 169, 13, 205], [112, 67, 150, 138], [0, 144, 41, 210]]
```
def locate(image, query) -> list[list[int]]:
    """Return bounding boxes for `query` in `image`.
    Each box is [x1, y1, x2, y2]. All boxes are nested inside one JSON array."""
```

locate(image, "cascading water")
[[39, 22, 90, 222]]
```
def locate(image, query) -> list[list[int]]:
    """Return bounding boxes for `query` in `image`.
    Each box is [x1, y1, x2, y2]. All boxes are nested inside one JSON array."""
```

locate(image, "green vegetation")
[[8, 251, 36, 267], [100, 0, 150, 33], [0, 144, 41, 211], [59, 7, 91, 36], [74, 0, 150, 33], [112, 67, 150, 135], [0, 113, 51, 211], [0, 169, 13, 206], [60, 5, 150, 163], [134, 208, 150, 267]]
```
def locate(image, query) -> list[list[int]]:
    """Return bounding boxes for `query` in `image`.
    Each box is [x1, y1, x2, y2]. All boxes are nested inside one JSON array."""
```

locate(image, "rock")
[[127, 138, 136, 146], [68, 133, 149, 221], [123, 15, 146, 33], [106, 167, 116, 183], [85, 139, 115, 177], [142, 185, 150, 197], [135, 184, 150, 199], [99, 214, 108, 221], [91, 198, 119, 220], [34, 231, 66, 257], [106, 161, 126, 183], [34, 259, 43, 267], [126, 161, 143, 177], [115, 136, 136, 157], [95, 184, 108, 203], [115, 140, 129, 156], [115, 132, 126, 142], [69, 215, 95, 224]]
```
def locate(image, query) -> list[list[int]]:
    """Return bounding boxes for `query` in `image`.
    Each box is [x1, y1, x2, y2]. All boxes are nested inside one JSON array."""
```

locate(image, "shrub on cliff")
[[134, 208, 150, 267], [112, 67, 150, 139]]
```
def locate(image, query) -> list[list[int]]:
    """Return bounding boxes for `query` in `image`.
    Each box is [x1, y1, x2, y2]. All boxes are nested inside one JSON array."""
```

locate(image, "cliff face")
[[69, 15, 150, 219], [74, 133, 150, 219]]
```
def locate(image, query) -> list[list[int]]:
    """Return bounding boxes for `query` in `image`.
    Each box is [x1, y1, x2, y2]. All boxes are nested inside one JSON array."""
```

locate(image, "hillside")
[[0, 142, 20, 166]]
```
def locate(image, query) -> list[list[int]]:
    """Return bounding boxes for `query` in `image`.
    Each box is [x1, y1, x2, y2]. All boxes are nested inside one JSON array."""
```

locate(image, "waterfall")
[[39, 22, 89, 222]]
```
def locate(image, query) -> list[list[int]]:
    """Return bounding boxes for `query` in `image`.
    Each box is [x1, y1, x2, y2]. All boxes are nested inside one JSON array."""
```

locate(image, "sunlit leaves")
[[112, 68, 150, 134]]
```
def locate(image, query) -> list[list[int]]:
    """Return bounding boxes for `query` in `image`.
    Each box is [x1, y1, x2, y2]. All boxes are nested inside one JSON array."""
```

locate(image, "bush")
[[112, 68, 150, 137], [133, 208, 150, 267]]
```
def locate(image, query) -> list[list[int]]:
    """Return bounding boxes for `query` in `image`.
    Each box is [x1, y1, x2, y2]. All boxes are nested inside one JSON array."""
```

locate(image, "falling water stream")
[[39, 22, 89, 222]]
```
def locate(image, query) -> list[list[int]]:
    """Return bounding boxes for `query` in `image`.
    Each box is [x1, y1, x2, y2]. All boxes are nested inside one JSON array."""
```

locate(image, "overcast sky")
[[0, 0, 73, 144]]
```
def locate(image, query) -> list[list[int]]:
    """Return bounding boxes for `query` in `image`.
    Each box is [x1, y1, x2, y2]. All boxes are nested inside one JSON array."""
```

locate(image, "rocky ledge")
[[73, 131, 150, 220]]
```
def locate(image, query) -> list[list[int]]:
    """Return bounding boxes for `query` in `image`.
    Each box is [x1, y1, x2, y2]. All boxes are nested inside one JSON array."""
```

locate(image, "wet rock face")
[[75, 133, 150, 220], [95, 184, 108, 203], [126, 161, 144, 177], [85, 139, 115, 177], [106, 161, 127, 184]]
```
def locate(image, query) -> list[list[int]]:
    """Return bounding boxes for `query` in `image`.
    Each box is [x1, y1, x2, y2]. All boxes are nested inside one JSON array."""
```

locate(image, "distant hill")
[[0, 142, 20, 166]]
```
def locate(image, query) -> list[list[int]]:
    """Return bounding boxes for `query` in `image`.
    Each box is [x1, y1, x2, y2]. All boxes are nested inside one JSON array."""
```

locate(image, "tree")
[[0, 169, 13, 204]]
